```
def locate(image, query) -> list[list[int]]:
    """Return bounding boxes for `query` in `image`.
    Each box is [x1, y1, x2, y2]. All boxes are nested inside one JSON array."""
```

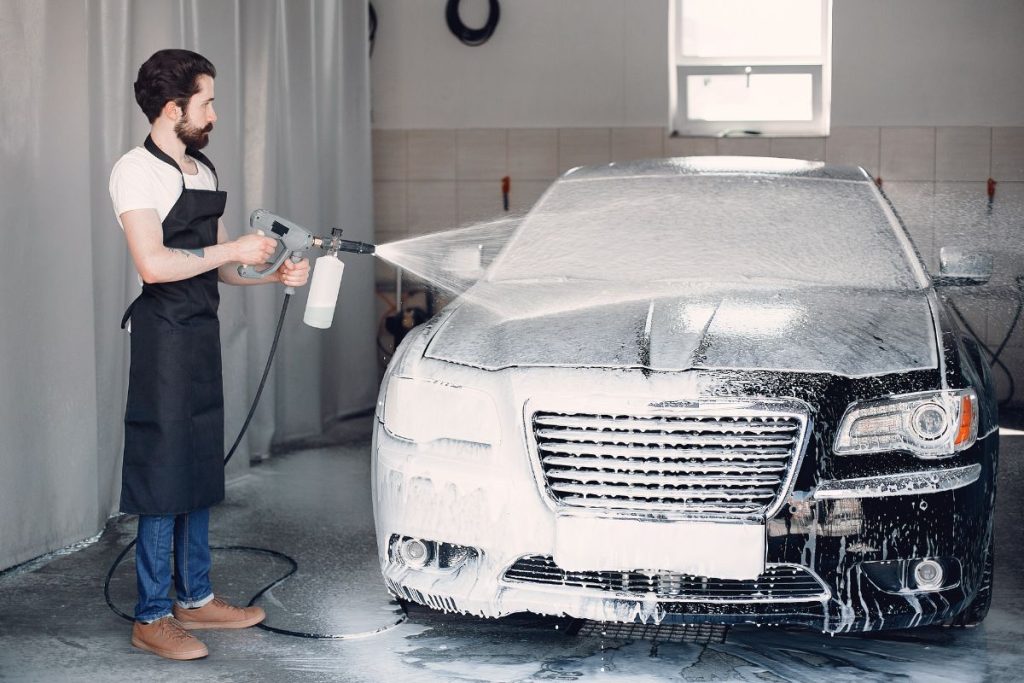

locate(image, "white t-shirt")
[[109, 146, 217, 229]]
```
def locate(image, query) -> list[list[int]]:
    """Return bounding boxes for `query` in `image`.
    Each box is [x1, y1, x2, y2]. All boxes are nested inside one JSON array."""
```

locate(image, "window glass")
[[687, 73, 813, 121], [680, 0, 823, 59], [492, 174, 918, 290]]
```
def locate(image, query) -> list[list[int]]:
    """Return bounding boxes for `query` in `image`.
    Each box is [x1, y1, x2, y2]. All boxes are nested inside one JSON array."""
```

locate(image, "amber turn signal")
[[954, 394, 975, 447]]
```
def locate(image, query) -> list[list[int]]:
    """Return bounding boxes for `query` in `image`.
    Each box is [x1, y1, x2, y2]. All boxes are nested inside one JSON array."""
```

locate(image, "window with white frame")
[[672, 0, 832, 137]]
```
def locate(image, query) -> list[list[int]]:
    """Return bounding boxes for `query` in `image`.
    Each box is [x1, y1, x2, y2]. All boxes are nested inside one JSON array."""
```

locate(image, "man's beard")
[[175, 117, 213, 149]]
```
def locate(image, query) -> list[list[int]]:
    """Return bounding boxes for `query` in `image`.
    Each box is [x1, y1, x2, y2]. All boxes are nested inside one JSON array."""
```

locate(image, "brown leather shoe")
[[173, 596, 266, 630], [131, 617, 208, 660]]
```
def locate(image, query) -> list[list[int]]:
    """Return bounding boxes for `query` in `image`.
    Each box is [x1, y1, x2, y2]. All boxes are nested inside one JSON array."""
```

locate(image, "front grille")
[[503, 555, 829, 603], [532, 405, 806, 516]]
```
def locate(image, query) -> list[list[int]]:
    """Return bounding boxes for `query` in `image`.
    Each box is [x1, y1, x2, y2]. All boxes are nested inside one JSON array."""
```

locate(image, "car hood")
[[423, 282, 938, 377]]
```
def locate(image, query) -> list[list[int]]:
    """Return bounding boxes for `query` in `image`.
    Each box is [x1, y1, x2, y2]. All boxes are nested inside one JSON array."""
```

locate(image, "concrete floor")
[[1, 417, 1023, 682]]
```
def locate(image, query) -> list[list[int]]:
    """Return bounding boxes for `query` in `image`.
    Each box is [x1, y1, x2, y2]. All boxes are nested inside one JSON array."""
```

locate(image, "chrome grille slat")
[[541, 454, 788, 474], [557, 496, 764, 513], [503, 556, 829, 602], [533, 406, 805, 516], [541, 442, 792, 460], [549, 482, 777, 501], [534, 415, 798, 434], [536, 427, 796, 447], [545, 469, 782, 487]]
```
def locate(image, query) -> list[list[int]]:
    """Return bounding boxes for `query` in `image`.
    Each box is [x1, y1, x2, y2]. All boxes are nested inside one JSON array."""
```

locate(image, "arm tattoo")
[[171, 247, 205, 259]]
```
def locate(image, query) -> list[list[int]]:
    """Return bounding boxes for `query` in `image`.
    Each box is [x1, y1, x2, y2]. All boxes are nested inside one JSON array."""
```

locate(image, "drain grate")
[[576, 621, 729, 644]]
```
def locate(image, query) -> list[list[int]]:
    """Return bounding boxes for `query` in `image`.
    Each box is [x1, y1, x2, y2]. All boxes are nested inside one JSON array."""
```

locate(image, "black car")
[[373, 156, 998, 633]]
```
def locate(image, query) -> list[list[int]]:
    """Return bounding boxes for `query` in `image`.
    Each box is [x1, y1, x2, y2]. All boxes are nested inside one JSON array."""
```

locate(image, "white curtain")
[[0, 0, 376, 570]]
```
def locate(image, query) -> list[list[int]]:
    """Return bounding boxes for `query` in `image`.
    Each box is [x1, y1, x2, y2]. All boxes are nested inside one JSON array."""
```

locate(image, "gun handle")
[[236, 239, 291, 280]]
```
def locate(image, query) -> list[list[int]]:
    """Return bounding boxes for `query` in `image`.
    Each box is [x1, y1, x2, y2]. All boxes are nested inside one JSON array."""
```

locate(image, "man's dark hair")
[[133, 49, 216, 123]]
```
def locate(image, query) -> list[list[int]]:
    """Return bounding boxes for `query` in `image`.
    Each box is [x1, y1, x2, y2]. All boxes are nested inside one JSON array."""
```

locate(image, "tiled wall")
[[372, 126, 1024, 405]]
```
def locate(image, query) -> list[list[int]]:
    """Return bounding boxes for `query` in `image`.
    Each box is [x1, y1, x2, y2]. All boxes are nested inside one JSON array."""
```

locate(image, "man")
[[109, 49, 309, 661]]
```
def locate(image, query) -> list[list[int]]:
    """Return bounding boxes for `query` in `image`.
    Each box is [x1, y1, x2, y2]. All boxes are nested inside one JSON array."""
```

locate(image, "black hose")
[[445, 0, 500, 46], [224, 293, 291, 466], [105, 293, 405, 638]]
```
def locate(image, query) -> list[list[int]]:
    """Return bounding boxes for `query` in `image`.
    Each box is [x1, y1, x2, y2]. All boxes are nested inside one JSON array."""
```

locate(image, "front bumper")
[[373, 419, 996, 633]]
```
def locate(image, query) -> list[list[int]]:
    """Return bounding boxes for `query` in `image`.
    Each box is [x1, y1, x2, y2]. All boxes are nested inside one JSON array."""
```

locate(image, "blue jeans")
[[134, 508, 214, 622]]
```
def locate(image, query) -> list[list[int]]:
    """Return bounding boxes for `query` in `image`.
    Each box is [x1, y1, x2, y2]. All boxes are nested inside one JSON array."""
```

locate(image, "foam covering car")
[[372, 156, 998, 633]]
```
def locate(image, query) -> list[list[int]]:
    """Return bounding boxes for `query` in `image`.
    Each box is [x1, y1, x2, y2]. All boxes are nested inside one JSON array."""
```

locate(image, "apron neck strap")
[[144, 135, 219, 190]]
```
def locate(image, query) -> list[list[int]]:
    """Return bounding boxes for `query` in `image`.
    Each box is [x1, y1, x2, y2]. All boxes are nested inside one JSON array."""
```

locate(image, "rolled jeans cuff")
[[138, 612, 173, 624], [176, 592, 214, 609]]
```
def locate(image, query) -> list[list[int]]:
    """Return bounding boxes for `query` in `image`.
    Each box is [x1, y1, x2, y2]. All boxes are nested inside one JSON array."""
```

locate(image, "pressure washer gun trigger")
[[238, 209, 316, 284], [236, 239, 293, 282]]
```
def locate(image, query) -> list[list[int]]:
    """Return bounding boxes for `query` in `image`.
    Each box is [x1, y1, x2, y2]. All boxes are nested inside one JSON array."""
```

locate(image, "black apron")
[[119, 136, 227, 515]]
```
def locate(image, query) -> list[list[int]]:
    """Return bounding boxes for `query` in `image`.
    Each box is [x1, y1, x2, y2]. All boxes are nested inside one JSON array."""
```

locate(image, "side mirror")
[[932, 247, 992, 287], [442, 245, 485, 280]]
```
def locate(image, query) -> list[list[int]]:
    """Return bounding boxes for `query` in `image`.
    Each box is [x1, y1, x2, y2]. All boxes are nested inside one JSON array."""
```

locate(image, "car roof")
[[560, 155, 872, 183]]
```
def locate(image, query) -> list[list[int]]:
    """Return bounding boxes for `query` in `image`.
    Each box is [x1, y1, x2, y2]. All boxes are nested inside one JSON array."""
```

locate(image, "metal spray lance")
[[241, 209, 375, 328]]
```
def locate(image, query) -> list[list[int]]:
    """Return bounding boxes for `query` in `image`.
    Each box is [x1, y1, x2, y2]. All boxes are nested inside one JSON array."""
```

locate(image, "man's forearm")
[[139, 242, 237, 284]]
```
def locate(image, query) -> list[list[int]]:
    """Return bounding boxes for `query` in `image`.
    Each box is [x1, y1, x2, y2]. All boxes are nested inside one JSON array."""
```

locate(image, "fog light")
[[398, 538, 431, 568], [913, 559, 944, 590]]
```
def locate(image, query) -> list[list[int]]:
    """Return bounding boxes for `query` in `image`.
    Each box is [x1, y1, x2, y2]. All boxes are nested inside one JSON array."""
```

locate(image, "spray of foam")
[[374, 216, 523, 313]]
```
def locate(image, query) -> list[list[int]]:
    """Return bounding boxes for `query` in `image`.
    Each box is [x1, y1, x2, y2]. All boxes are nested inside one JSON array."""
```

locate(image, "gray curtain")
[[0, 0, 377, 570]]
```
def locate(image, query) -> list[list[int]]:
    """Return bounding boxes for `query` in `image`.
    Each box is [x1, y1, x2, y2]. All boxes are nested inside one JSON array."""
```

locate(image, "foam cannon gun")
[[239, 209, 375, 328]]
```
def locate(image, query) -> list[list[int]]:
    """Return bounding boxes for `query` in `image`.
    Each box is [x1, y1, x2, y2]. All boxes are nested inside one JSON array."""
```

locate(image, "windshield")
[[488, 175, 923, 290]]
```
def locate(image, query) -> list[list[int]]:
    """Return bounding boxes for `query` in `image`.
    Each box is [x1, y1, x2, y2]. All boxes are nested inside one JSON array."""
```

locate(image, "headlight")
[[382, 376, 500, 446], [834, 389, 978, 458]]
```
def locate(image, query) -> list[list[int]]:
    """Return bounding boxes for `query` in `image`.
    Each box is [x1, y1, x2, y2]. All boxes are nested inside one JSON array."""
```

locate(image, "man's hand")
[[232, 233, 278, 266], [279, 258, 310, 288]]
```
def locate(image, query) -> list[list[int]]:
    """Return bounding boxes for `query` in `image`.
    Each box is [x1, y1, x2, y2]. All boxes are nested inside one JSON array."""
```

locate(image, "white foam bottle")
[[303, 254, 345, 328]]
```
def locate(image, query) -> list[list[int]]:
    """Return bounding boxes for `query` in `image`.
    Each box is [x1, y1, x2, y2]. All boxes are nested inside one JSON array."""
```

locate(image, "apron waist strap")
[[121, 295, 141, 330]]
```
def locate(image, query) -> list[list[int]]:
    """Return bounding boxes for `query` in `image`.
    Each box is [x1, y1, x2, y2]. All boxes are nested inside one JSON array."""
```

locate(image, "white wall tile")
[[716, 137, 771, 156], [932, 183, 990, 264], [407, 130, 456, 180], [769, 138, 825, 161], [456, 129, 507, 181], [375, 258, 397, 287], [407, 181, 457, 235], [976, 295, 1021, 350], [990, 182, 1024, 249], [992, 346, 1024, 402], [992, 127, 1024, 181], [948, 290, 990, 344], [664, 136, 717, 157], [880, 127, 936, 181], [508, 180, 552, 215], [988, 300, 1024, 350], [558, 128, 611, 174], [372, 181, 406, 243], [508, 129, 558, 180], [457, 180, 506, 226], [826, 127, 880, 178], [884, 181, 935, 270], [935, 127, 991, 181], [372, 130, 406, 180], [611, 128, 664, 163]]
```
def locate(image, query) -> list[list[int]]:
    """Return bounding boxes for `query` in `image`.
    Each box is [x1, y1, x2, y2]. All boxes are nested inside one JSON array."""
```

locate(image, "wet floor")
[[1, 416, 1022, 682]]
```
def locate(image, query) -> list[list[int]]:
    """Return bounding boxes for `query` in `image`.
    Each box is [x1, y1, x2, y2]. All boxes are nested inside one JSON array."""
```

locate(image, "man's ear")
[[160, 100, 182, 122]]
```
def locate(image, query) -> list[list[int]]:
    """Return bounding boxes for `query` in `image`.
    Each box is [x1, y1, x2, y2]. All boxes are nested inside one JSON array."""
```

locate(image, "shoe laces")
[[211, 597, 246, 614], [156, 617, 194, 642]]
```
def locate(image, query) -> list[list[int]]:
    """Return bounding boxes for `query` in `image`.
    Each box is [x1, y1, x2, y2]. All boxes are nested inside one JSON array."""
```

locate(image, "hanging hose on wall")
[[446, 0, 500, 46]]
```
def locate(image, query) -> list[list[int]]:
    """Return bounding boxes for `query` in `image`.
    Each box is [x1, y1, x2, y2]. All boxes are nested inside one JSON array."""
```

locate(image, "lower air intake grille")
[[503, 555, 829, 603]]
